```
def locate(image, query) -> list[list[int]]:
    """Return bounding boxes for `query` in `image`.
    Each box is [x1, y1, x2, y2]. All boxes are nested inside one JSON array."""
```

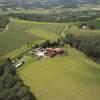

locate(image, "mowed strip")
[[18, 48, 100, 100]]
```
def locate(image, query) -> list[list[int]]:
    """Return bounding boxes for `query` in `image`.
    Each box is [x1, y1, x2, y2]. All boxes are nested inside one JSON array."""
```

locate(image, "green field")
[[63, 18, 100, 37], [0, 18, 100, 100], [89, 18, 100, 29], [0, 19, 65, 58], [65, 26, 100, 36], [18, 48, 100, 100]]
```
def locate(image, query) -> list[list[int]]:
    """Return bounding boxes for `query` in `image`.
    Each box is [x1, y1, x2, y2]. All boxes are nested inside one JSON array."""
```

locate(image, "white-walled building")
[[35, 51, 47, 57]]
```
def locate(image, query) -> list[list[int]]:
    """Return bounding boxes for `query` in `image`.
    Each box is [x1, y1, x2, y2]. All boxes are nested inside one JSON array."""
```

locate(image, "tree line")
[[9, 13, 59, 23], [0, 58, 36, 100], [33, 39, 64, 49], [8, 13, 100, 23], [64, 34, 100, 63]]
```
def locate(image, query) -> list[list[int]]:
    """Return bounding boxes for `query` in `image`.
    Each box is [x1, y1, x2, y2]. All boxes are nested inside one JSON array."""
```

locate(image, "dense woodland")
[[64, 34, 100, 63], [0, 59, 36, 100]]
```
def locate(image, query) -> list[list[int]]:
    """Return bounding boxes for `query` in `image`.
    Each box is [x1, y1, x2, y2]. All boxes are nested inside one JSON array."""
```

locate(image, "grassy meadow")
[[63, 18, 100, 37], [0, 19, 65, 58], [18, 48, 100, 100], [65, 26, 100, 36]]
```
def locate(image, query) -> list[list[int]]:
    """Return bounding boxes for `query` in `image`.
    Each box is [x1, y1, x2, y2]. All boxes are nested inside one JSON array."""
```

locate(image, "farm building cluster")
[[33, 47, 67, 58], [14, 47, 67, 68]]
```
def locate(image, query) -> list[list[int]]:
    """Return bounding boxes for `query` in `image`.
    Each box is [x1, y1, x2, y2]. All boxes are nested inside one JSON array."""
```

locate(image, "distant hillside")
[[0, 0, 100, 9]]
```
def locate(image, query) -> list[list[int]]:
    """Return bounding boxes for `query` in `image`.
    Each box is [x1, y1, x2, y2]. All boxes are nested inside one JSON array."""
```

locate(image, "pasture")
[[64, 18, 100, 37], [18, 48, 100, 100], [0, 19, 65, 57], [89, 18, 100, 29], [65, 26, 100, 36]]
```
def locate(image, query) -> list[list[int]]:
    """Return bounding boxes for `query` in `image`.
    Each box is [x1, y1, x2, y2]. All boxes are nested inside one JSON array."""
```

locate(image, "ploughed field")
[[18, 48, 100, 100], [0, 19, 65, 58]]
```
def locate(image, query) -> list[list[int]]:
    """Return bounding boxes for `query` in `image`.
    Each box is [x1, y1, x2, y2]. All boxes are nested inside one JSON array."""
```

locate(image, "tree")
[[26, 42, 30, 48], [0, 59, 36, 100], [64, 34, 100, 63]]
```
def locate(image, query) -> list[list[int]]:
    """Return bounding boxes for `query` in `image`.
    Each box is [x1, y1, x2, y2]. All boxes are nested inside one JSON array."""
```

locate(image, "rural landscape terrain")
[[0, 0, 100, 100]]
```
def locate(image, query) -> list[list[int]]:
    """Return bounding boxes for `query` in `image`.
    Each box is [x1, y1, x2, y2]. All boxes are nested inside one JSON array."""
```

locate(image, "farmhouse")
[[81, 24, 89, 29], [54, 48, 64, 54], [36, 51, 47, 57], [46, 48, 56, 58], [46, 48, 64, 54], [35, 47, 47, 57], [46, 48, 64, 57], [34, 47, 65, 58]]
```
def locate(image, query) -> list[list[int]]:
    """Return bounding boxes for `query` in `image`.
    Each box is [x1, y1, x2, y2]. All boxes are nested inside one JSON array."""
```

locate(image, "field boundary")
[[60, 24, 68, 38], [0, 25, 8, 36]]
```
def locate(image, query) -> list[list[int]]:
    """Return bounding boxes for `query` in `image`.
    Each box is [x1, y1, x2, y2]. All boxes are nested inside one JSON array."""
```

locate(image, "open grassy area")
[[63, 18, 100, 37], [89, 18, 100, 29], [65, 26, 100, 36], [0, 19, 65, 58], [18, 48, 100, 100]]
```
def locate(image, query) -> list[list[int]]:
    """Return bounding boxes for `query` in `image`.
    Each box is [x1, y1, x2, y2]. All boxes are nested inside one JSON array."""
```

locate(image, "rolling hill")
[[63, 18, 100, 37], [18, 48, 100, 100], [0, 0, 100, 100], [0, 17, 100, 100], [0, 19, 65, 58]]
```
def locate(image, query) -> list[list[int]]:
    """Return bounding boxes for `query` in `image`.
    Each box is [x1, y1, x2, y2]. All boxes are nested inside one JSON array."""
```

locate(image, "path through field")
[[61, 24, 68, 37], [0, 25, 8, 36]]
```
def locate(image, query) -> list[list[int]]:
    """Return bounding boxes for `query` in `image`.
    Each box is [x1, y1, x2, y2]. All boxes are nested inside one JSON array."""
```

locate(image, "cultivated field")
[[0, 19, 65, 58], [18, 48, 100, 100]]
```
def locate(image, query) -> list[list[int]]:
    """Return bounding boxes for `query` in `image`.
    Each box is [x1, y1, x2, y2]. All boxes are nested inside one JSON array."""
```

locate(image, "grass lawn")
[[0, 19, 65, 57], [18, 48, 100, 100]]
